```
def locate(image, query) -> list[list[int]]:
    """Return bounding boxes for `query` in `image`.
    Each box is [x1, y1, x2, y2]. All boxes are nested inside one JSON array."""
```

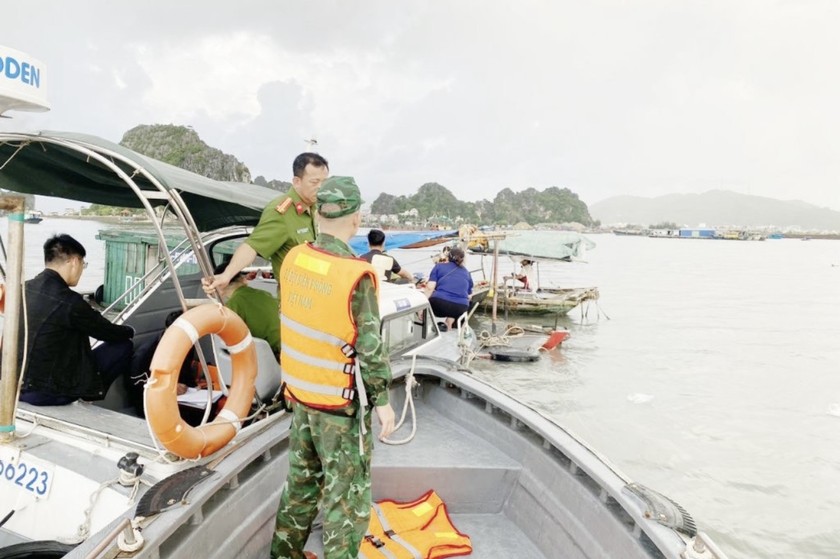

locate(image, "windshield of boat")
[[381, 308, 438, 356], [208, 236, 272, 278]]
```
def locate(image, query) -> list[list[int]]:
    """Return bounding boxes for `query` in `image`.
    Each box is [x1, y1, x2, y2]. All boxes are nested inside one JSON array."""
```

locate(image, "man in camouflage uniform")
[[202, 152, 329, 299], [272, 176, 396, 559]]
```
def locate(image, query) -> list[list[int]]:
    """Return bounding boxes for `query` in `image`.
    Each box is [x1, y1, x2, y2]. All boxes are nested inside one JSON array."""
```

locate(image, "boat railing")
[[0, 133, 223, 425]]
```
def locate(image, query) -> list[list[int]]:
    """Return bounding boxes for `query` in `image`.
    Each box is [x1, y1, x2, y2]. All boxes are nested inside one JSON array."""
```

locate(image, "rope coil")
[[381, 355, 419, 446]]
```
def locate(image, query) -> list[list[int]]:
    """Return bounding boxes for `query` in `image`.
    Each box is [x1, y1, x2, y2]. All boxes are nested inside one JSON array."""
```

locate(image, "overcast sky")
[[3, 0, 840, 212]]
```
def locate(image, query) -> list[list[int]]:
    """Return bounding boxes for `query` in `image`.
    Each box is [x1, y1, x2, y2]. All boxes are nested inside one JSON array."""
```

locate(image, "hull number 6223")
[[0, 448, 54, 499]]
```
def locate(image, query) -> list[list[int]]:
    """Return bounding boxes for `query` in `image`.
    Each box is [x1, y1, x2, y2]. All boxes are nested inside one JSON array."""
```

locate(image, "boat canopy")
[[0, 131, 278, 231], [495, 230, 596, 261]]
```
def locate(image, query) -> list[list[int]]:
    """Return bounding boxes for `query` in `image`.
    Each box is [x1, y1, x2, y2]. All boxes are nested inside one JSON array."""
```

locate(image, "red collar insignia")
[[295, 203, 305, 215]]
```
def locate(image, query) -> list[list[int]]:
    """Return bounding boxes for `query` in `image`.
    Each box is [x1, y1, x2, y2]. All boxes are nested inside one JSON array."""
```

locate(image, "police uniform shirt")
[[246, 188, 316, 295]]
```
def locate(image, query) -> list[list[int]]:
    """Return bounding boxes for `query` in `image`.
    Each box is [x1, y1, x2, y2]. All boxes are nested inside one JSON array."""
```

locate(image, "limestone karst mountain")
[[120, 124, 252, 184]]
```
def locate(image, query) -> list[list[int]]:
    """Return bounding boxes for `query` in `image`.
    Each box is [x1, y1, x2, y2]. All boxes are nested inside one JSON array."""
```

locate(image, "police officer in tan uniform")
[[202, 152, 329, 298]]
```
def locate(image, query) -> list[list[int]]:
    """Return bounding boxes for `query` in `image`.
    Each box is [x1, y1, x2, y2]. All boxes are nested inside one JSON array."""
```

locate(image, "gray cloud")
[[3, 0, 840, 210]]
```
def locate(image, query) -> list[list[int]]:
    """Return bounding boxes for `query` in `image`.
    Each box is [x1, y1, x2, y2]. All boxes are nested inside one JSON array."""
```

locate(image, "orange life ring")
[[146, 304, 257, 459]]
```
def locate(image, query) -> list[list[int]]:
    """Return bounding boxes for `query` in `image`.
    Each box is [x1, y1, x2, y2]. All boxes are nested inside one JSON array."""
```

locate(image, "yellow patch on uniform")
[[294, 252, 332, 275], [412, 502, 433, 516], [275, 198, 293, 214], [434, 532, 458, 539]]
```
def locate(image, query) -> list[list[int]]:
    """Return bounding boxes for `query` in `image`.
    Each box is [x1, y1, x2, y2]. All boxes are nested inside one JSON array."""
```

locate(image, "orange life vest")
[[360, 490, 473, 559], [279, 243, 378, 410]]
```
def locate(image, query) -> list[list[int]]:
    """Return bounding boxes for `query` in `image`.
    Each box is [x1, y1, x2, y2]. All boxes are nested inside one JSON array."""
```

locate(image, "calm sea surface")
[[395, 232, 840, 559], [5, 219, 840, 559]]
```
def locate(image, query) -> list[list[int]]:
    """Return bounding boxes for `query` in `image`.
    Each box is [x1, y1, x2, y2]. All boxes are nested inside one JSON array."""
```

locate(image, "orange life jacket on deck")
[[279, 243, 378, 410], [359, 490, 473, 559]]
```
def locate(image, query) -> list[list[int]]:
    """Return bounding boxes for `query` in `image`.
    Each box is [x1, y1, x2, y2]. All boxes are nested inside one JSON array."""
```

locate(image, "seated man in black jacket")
[[19, 234, 134, 406]]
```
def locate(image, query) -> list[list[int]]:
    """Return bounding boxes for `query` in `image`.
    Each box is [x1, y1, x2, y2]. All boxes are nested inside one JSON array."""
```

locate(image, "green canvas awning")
[[0, 131, 279, 231], [496, 230, 597, 261]]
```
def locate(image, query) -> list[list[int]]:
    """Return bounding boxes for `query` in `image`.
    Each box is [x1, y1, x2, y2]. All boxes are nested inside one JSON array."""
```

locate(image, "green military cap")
[[317, 176, 364, 218]]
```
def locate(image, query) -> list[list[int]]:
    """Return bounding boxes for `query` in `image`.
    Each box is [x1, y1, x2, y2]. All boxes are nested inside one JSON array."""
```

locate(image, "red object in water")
[[541, 330, 570, 350]]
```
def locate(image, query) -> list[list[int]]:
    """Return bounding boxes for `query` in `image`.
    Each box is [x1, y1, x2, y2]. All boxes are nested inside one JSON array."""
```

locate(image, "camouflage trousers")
[[272, 402, 373, 559]]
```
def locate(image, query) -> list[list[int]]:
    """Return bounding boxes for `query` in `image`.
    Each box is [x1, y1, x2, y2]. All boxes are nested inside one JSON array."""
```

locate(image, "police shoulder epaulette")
[[275, 197, 293, 214]]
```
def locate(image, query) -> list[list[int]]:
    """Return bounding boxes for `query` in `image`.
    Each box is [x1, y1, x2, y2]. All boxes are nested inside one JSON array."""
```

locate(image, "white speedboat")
[[0, 132, 728, 559]]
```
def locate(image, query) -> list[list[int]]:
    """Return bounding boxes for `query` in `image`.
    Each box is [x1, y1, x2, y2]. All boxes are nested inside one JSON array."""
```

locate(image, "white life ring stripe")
[[216, 408, 241, 432], [173, 317, 200, 344], [225, 333, 253, 355]]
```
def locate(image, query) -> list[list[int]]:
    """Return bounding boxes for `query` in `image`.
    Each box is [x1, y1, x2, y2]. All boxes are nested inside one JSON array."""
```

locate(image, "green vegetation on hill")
[[253, 175, 292, 193], [120, 124, 251, 183], [371, 183, 594, 226]]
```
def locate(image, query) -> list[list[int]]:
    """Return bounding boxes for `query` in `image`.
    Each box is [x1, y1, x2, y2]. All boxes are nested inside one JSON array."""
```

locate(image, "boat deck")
[[16, 401, 158, 451], [304, 399, 549, 559]]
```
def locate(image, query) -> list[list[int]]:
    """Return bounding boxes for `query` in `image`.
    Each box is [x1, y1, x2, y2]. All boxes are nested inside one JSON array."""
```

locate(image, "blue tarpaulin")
[[348, 230, 456, 255]]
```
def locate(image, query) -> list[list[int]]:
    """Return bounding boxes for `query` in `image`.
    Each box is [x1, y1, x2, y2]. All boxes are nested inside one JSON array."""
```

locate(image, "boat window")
[[381, 307, 438, 357], [209, 237, 271, 276]]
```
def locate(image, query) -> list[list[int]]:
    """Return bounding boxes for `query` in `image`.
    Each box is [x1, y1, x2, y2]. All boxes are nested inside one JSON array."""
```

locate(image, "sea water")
[[4, 220, 840, 559], [395, 233, 840, 559]]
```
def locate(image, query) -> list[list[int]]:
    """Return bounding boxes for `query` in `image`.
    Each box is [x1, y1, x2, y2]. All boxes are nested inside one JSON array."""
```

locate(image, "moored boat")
[[457, 227, 601, 317], [23, 210, 42, 224], [0, 131, 729, 559], [478, 284, 601, 315]]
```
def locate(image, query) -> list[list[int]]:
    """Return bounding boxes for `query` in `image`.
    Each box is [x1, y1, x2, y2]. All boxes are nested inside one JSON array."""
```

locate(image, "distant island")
[[29, 124, 839, 232], [591, 190, 840, 231]]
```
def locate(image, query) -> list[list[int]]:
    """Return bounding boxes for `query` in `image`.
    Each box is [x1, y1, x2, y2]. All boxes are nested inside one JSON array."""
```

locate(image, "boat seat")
[[211, 334, 281, 403], [246, 276, 277, 296]]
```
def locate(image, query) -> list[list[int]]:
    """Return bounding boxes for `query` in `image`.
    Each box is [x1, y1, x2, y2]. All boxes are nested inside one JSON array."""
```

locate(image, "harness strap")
[[371, 502, 423, 559], [355, 360, 370, 454], [281, 371, 355, 400], [360, 535, 399, 559], [282, 345, 353, 373], [281, 313, 356, 356]]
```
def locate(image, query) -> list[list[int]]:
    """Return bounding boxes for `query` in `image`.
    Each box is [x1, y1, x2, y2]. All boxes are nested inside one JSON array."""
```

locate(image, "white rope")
[[66, 477, 120, 543], [457, 323, 528, 367], [14, 275, 30, 422], [142, 378, 195, 465], [381, 354, 419, 445], [64, 472, 153, 545], [477, 325, 525, 349], [142, 376, 267, 463]]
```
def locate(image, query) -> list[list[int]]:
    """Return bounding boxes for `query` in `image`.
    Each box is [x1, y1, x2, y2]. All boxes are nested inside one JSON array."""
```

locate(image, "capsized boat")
[[0, 132, 729, 559]]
